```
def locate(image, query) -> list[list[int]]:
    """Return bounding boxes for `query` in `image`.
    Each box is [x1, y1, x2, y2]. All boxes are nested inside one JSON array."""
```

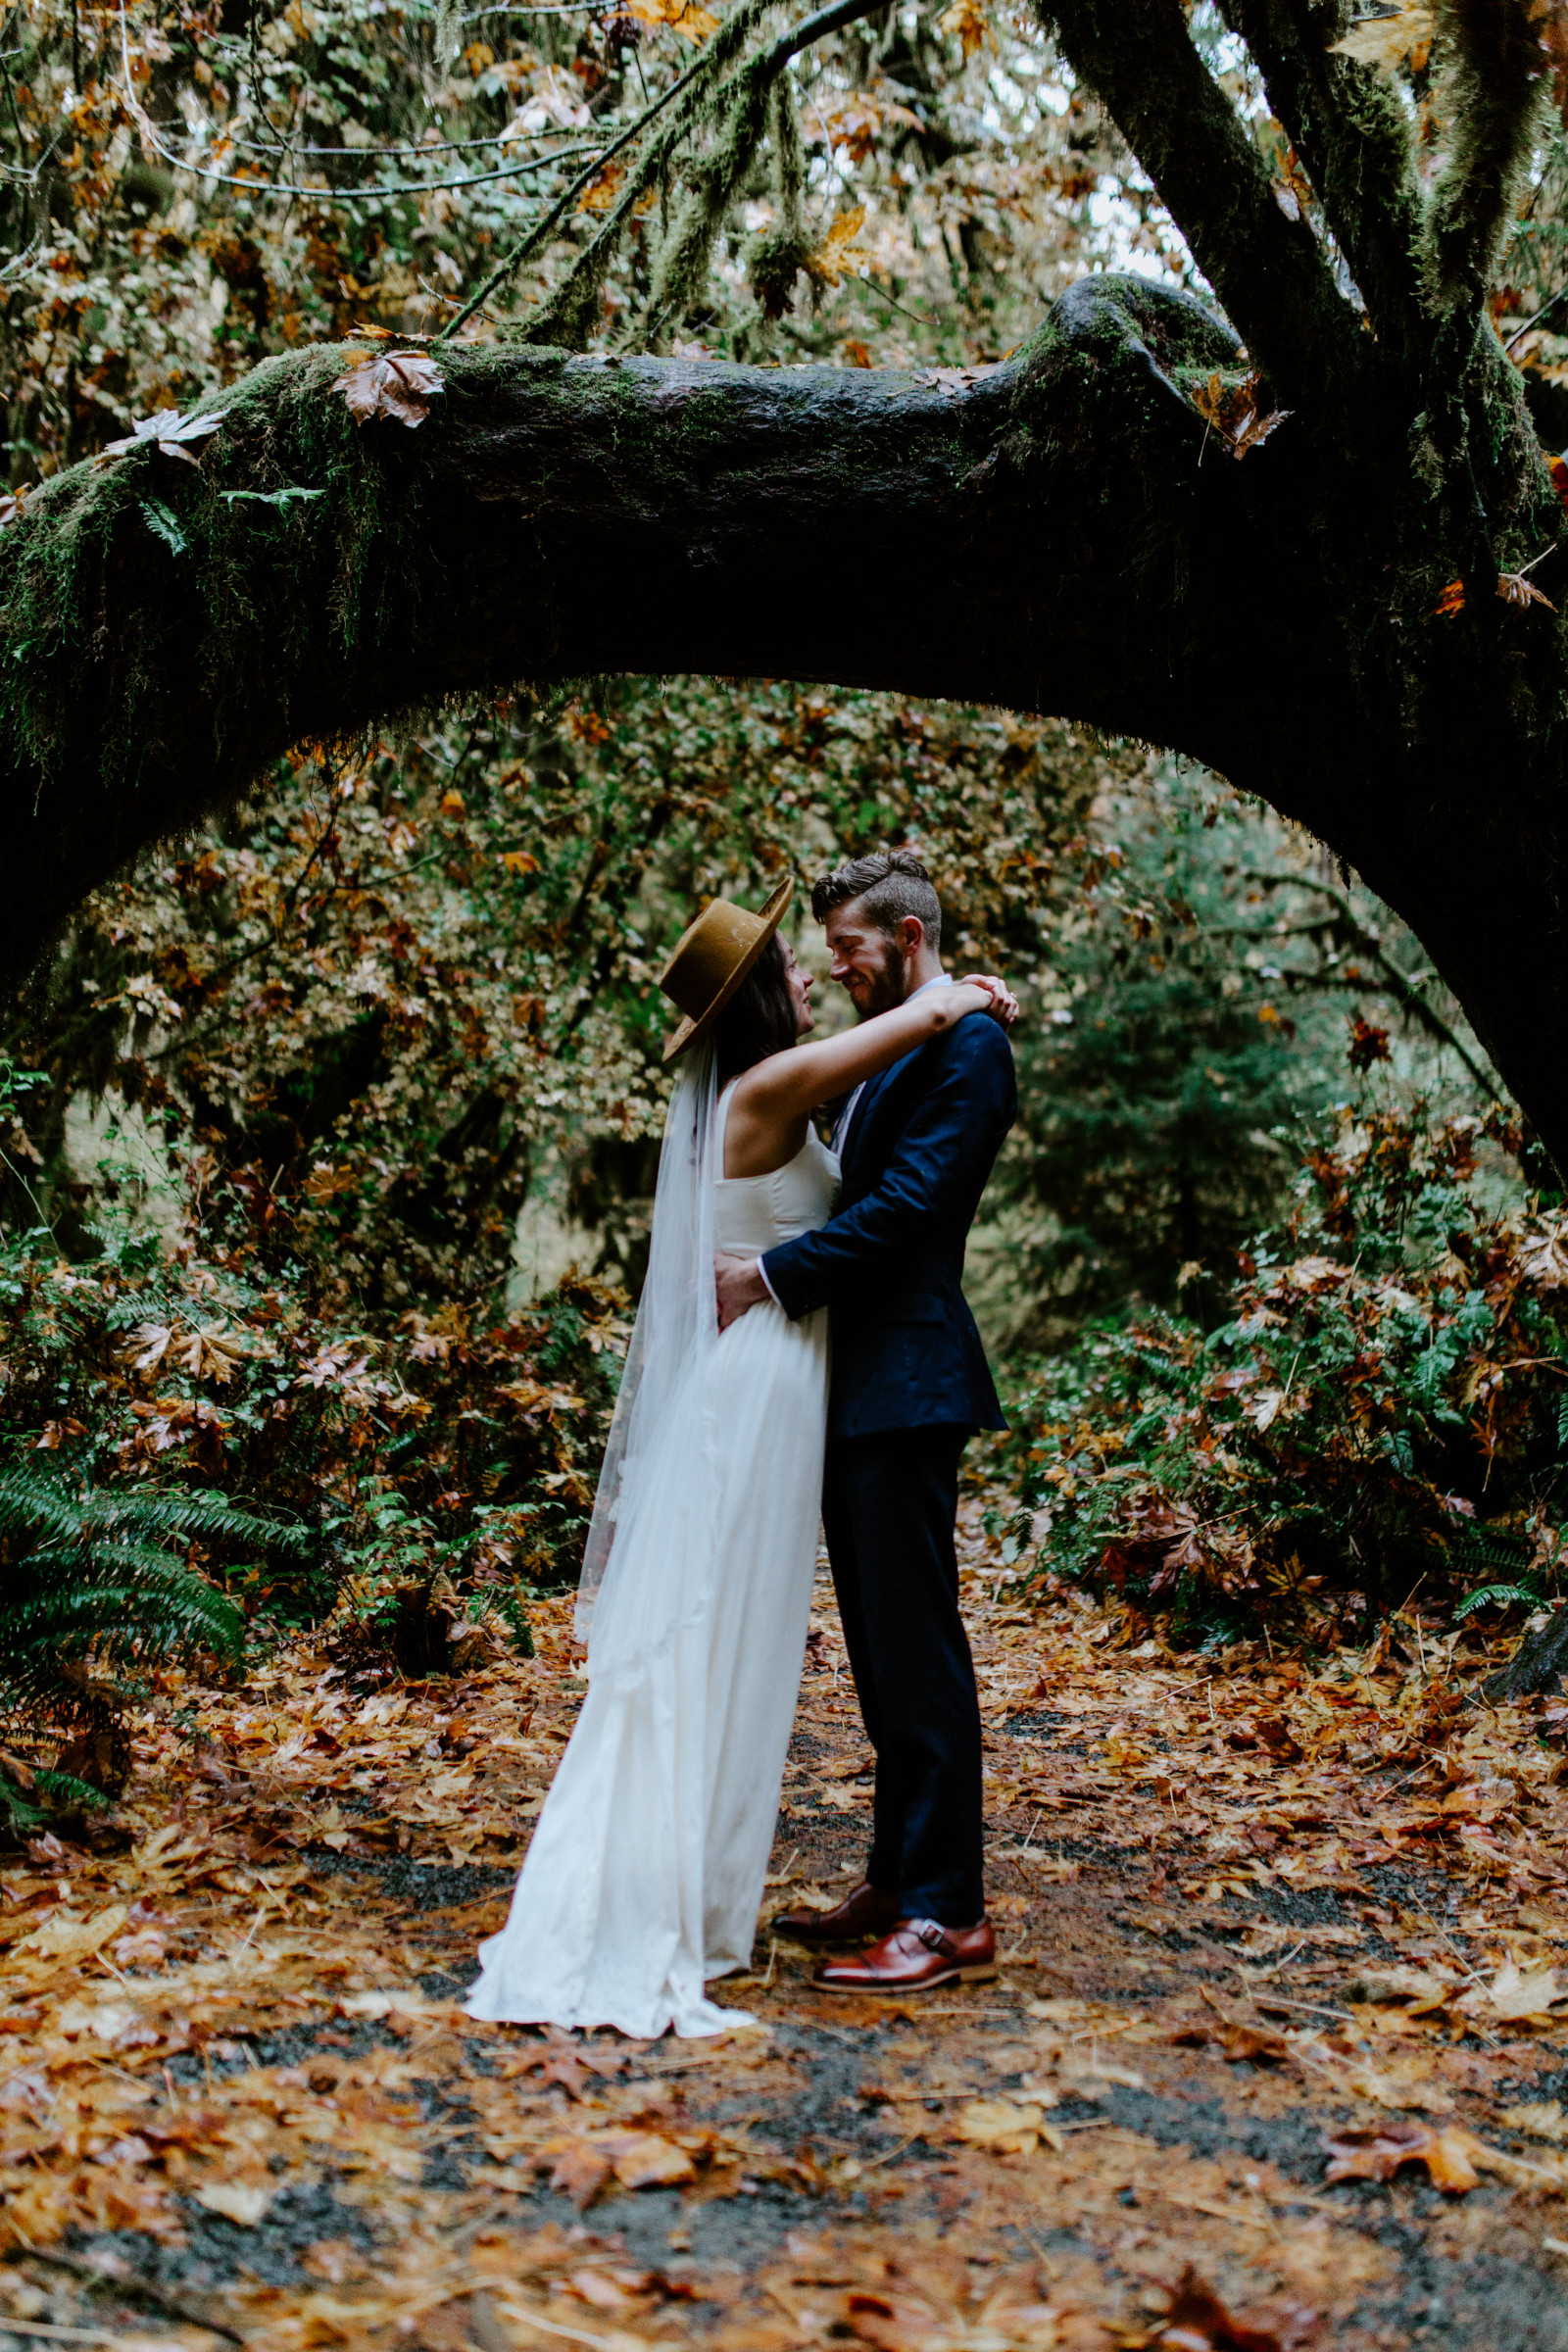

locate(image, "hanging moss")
[[1428, 0, 1550, 311], [746, 78, 810, 319]]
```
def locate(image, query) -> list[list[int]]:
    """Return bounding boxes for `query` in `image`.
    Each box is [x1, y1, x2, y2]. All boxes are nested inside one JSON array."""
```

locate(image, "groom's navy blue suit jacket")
[[761, 1013, 1016, 1442]]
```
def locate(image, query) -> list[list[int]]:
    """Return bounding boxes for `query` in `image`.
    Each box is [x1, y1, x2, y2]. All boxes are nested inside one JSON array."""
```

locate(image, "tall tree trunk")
[[1, 274, 1564, 1161]]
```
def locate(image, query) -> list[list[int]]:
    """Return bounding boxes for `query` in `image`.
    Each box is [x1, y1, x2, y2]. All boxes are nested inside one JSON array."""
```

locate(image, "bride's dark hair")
[[713, 934, 797, 1082]]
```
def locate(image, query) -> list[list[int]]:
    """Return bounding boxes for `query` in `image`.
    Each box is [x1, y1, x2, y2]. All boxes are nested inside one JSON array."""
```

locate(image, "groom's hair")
[[811, 850, 941, 956]]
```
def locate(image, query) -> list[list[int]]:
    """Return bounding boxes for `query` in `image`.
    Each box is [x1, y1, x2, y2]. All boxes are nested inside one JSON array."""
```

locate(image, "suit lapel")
[[842, 1065, 888, 1178]]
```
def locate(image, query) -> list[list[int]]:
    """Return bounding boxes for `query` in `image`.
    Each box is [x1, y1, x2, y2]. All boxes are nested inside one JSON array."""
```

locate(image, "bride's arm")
[[732, 978, 1014, 1126]]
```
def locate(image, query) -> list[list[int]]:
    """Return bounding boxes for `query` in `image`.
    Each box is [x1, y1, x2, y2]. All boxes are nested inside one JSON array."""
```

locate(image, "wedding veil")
[[575, 1041, 721, 1664]]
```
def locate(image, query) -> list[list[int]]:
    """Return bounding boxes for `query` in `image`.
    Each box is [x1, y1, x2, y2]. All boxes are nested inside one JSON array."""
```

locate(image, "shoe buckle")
[[913, 1920, 952, 1956]]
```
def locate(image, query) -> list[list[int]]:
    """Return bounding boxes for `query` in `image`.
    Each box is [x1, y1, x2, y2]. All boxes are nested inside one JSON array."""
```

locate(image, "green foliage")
[[984, 767, 1495, 1350], [0, 1453, 267, 1805], [997, 1095, 1561, 1645]]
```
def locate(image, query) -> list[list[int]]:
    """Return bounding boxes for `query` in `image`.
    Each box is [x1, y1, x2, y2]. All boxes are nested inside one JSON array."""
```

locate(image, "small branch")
[[437, 0, 892, 340], [1043, 0, 1366, 410], [1237, 867, 1498, 1093], [436, 17, 752, 339], [1219, 0, 1428, 371]]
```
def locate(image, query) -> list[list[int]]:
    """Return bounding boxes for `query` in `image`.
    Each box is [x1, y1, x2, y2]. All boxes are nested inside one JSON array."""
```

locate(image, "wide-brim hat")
[[659, 876, 794, 1062]]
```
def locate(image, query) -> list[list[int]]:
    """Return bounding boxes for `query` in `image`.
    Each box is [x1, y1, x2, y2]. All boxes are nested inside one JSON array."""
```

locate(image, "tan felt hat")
[[659, 876, 794, 1061]]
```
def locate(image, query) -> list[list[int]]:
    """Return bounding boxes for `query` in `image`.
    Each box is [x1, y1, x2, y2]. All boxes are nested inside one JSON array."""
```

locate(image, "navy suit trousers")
[[821, 1424, 984, 1926]]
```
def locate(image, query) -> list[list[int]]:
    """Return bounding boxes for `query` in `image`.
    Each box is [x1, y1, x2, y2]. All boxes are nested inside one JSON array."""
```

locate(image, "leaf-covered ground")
[[6, 1505, 1568, 2352]]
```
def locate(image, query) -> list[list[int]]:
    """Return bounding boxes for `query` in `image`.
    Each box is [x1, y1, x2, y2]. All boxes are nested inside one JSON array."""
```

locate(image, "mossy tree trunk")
[[2, 131, 1566, 1167]]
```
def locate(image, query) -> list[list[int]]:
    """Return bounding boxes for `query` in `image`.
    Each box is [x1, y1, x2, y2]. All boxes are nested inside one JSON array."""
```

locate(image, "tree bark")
[[1485, 1605, 1568, 1700], [2, 273, 1567, 1165]]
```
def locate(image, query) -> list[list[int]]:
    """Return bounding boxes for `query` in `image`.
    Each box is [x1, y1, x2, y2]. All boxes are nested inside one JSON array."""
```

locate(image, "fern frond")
[[1454, 1580, 1542, 1618], [2, 1550, 244, 1671], [0, 1464, 91, 1545], [77, 1487, 312, 1554]]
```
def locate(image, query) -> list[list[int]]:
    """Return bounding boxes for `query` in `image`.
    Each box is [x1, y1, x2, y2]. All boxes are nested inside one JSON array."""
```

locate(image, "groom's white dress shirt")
[[756, 972, 952, 1308]]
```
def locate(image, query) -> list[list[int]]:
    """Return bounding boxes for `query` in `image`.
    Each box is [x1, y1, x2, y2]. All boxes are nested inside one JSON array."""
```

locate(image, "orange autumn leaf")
[[623, 0, 718, 43], [938, 0, 990, 59], [1188, 369, 1291, 460], [1322, 2118, 1488, 2194], [1156, 2264, 1323, 2350], [578, 158, 626, 212], [806, 205, 867, 290], [1433, 576, 1465, 616]]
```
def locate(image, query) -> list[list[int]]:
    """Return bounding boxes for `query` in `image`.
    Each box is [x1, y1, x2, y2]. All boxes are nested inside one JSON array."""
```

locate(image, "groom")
[[714, 851, 1017, 1992]]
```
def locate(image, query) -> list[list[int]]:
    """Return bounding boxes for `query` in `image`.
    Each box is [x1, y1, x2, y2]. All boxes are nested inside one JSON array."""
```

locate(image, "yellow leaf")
[[1330, 3, 1432, 74], [806, 205, 867, 289], [953, 2097, 1046, 2154], [624, 0, 717, 42], [15, 1903, 128, 1963]]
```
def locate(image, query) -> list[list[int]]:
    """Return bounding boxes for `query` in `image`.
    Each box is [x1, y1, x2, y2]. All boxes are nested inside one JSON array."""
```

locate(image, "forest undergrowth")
[[5, 1501, 1568, 2352]]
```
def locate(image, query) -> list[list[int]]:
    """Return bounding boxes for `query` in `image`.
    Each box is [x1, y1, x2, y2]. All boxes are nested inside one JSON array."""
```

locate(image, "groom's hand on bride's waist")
[[715, 1251, 770, 1331]]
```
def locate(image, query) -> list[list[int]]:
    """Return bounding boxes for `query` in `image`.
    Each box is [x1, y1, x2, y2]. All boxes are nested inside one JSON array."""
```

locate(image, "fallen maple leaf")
[[332, 350, 445, 429], [1433, 576, 1466, 616], [14, 1903, 128, 1963], [1322, 2117, 1487, 2193], [953, 2096, 1053, 2154], [1458, 1957, 1567, 2024], [1188, 369, 1291, 460], [1155, 2264, 1322, 2349], [97, 405, 228, 466], [1519, 1217, 1568, 1288]]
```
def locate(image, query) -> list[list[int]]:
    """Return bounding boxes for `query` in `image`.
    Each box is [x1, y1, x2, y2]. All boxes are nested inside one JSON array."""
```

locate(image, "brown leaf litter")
[[3, 1499, 1568, 2346]]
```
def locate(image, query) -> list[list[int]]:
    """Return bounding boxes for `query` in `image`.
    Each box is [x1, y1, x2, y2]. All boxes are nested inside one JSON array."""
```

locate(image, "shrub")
[[997, 1101, 1567, 1645]]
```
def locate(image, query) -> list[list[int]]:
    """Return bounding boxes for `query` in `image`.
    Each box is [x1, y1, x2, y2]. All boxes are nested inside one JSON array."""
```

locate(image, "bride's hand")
[[958, 974, 1020, 1028]]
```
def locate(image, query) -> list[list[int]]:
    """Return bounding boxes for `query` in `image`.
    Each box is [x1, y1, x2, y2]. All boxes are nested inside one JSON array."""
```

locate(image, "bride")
[[465, 877, 1014, 2037]]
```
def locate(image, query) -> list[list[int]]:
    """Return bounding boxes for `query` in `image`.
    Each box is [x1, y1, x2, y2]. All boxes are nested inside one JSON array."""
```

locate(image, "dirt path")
[[4, 1503, 1568, 2350]]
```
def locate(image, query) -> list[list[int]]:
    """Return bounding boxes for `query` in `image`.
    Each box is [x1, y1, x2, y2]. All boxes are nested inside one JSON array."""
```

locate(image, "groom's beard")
[[852, 939, 909, 1019]]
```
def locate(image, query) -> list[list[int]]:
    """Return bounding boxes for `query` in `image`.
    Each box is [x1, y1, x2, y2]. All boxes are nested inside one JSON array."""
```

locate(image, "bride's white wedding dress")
[[465, 1059, 838, 2037]]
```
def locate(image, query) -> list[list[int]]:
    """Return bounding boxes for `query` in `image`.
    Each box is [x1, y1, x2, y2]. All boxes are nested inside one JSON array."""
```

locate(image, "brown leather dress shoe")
[[772, 1879, 900, 1945], [813, 1916, 996, 1993]]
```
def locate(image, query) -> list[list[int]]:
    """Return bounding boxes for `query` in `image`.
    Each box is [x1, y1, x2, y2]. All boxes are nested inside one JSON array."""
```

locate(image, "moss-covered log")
[[2, 270, 1567, 1167]]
